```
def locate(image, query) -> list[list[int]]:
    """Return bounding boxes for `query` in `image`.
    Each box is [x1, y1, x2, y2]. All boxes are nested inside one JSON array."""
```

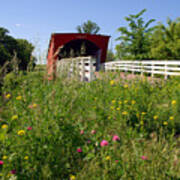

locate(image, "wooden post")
[[164, 63, 168, 80], [125, 63, 127, 73], [89, 58, 93, 81], [76, 58, 80, 79], [141, 62, 144, 77], [131, 62, 134, 75], [96, 49, 101, 71], [81, 59, 85, 81], [151, 63, 154, 78]]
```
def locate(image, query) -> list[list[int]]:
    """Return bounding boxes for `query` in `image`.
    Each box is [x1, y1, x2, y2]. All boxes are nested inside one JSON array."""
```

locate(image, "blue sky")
[[1, 0, 180, 63]]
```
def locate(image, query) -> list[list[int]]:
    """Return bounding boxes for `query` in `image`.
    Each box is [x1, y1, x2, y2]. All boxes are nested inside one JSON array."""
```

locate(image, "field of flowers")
[[0, 71, 180, 179]]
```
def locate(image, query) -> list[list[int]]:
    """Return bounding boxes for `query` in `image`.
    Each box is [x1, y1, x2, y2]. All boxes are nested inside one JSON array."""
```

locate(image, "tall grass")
[[0, 71, 179, 179]]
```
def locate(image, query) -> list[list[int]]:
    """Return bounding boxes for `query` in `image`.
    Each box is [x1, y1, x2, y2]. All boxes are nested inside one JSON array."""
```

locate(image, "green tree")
[[0, 27, 17, 66], [16, 39, 35, 70], [106, 49, 115, 61], [116, 9, 155, 60], [115, 42, 130, 60], [0, 27, 35, 71], [76, 20, 100, 34], [150, 18, 180, 60]]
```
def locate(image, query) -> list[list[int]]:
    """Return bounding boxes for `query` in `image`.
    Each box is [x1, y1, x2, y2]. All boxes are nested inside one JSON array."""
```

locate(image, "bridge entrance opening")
[[58, 39, 100, 59]]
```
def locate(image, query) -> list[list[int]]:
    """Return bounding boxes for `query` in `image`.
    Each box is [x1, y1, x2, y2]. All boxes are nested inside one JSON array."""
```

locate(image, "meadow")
[[0, 71, 180, 179]]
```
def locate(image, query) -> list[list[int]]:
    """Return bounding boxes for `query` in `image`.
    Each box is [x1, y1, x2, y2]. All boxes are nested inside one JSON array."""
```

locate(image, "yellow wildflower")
[[122, 111, 128, 115], [131, 100, 136, 105], [110, 106, 115, 110], [12, 115, 18, 120], [16, 96, 22, 100], [5, 93, 11, 99], [24, 156, 29, 160], [70, 175, 76, 180], [1, 124, 8, 129], [124, 84, 128, 88], [118, 101, 122, 105], [2, 155, 7, 160], [140, 121, 144, 125], [32, 103, 37, 108], [111, 100, 116, 104], [110, 80, 115, 86], [163, 121, 168, 126], [116, 107, 120, 111], [169, 116, 174, 120], [105, 156, 111, 160], [17, 130, 25, 136], [141, 112, 146, 115], [124, 100, 128, 104], [153, 115, 158, 120], [171, 100, 176, 105], [108, 116, 111, 120]]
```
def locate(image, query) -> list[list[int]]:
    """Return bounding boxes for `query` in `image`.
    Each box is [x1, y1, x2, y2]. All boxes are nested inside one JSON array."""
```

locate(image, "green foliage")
[[115, 10, 180, 61], [106, 49, 115, 62], [2, 71, 25, 90], [0, 27, 36, 71], [16, 39, 36, 70], [116, 9, 155, 60], [76, 20, 100, 34], [0, 72, 179, 179], [150, 18, 180, 60], [0, 27, 17, 66]]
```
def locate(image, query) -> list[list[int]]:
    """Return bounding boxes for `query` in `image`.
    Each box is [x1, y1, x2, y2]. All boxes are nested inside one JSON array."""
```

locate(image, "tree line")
[[76, 10, 180, 61], [115, 9, 180, 60], [0, 27, 36, 71], [1, 8, 180, 74]]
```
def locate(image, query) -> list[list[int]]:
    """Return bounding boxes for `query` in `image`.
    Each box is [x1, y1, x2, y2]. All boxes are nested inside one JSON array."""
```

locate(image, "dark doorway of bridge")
[[58, 39, 100, 59]]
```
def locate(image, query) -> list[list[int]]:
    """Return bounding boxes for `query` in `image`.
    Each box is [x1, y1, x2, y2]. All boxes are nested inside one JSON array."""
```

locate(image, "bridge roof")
[[47, 33, 110, 63]]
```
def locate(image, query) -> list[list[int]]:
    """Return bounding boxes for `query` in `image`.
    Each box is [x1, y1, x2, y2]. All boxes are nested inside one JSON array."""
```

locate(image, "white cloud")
[[15, 24, 21, 27]]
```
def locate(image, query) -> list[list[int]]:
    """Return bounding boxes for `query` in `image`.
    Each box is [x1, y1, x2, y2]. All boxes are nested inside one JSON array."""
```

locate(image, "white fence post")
[[102, 60, 180, 79], [151, 63, 154, 78], [89, 58, 93, 81], [81, 58, 85, 81], [131, 62, 134, 75], [164, 63, 168, 80], [141, 62, 144, 76]]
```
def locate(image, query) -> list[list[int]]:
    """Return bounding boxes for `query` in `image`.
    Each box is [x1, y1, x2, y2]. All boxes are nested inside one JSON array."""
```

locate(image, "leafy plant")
[[116, 9, 155, 60], [76, 20, 100, 34]]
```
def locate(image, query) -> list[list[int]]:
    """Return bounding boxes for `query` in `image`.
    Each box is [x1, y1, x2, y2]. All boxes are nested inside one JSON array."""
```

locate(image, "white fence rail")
[[103, 60, 180, 79], [57, 56, 96, 81]]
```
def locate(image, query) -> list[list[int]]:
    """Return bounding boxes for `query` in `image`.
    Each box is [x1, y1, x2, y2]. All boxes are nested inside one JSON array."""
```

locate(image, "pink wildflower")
[[11, 169, 16, 174], [141, 155, 148, 160], [27, 126, 32, 130], [80, 130, 84, 135], [91, 130, 96, 134], [112, 135, 120, 142], [0, 160, 4, 165], [77, 148, 82, 153], [115, 160, 119, 163], [87, 140, 91, 144], [100, 140, 108, 147]]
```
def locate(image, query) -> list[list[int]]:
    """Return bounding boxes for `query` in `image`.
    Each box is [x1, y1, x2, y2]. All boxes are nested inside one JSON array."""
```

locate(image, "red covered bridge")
[[47, 33, 110, 78]]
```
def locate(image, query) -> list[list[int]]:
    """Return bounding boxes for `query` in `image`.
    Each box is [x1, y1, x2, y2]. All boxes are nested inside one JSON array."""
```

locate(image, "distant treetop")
[[76, 20, 100, 34]]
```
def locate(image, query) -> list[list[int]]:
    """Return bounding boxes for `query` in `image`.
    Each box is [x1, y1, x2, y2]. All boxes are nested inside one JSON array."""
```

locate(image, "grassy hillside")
[[0, 71, 179, 179]]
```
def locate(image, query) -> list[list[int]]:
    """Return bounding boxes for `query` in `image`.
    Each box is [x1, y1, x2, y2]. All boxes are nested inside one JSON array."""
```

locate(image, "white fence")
[[103, 60, 180, 79], [57, 56, 96, 81]]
